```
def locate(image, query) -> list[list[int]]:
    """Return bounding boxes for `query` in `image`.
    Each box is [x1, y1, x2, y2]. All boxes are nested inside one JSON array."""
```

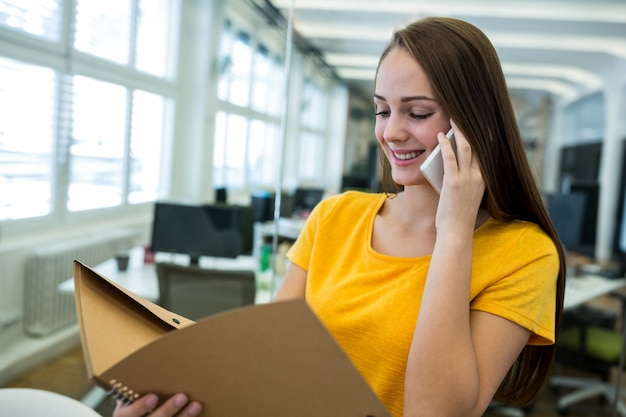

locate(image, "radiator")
[[23, 229, 136, 337]]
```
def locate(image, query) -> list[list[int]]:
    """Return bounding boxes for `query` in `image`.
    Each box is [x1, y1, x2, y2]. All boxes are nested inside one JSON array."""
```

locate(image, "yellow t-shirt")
[[287, 191, 558, 417]]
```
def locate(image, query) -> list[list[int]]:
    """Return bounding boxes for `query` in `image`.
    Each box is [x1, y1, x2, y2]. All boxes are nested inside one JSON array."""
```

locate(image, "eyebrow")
[[373, 94, 436, 103]]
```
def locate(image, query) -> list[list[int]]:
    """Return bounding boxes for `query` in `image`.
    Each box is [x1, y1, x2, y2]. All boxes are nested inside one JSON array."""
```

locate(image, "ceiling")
[[268, 0, 626, 104]]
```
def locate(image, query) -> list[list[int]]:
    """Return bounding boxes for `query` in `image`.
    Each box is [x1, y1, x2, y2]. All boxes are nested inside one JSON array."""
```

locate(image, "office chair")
[[156, 262, 256, 320], [551, 294, 626, 415]]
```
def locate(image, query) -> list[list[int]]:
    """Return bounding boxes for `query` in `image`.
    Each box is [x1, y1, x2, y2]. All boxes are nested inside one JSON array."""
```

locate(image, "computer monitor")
[[546, 192, 587, 251], [615, 138, 626, 271], [292, 187, 324, 214], [150, 202, 249, 265], [341, 175, 371, 192], [618, 193, 626, 261], [251, 191, 294, 222], [559, 142, 602, 183], [215, 187, 227, 203], [569, 181, 599, 257]]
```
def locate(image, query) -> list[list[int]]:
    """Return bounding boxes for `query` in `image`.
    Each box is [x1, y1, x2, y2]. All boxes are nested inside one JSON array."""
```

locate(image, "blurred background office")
[[1, 0, 626, 414]]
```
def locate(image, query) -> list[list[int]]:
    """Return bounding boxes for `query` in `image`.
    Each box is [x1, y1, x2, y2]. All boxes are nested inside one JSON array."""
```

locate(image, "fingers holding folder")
[[113, 393, 202, 417]]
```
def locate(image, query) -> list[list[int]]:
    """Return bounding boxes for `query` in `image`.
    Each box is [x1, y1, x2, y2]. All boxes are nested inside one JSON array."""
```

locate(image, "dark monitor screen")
[[546, 192, 587, 250], [617, 196, 626, 273], [616, 139, 626, 268], [568, 181, 599, 256], [560, 142, 602, 183], [341, 175, 371, 192], [251, 191, 294, 222], [293, 187, 324, 212], [150, 202, 247, 264]]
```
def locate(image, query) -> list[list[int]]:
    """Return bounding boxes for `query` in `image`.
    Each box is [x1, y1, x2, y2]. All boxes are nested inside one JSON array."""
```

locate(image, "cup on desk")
[[143, 246, 155, 264], [115, 253, 130, 272]]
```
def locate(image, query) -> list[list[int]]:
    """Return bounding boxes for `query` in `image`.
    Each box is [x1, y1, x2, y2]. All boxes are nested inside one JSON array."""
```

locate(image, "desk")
[[60, 247, 272, 304], [564, 274, 626, 311], [253, 218, 305, 257], [553, 273, 626, 416], [254, 217, 305, 241]]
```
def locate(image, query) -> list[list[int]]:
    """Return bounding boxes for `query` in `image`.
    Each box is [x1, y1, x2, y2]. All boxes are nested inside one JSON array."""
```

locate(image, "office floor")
[[1, 344, 624, 417]]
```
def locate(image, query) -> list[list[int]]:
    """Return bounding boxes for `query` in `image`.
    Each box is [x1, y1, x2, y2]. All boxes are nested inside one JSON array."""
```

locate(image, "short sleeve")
[[470, 222, 559, 346]]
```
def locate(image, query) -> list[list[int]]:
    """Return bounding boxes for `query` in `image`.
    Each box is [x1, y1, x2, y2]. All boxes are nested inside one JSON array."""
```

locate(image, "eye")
[[375, 110, 390, 118], [410, 111, 434, 120]]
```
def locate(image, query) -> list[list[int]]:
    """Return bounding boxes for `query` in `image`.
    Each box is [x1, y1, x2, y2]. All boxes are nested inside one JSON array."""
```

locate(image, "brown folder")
[[73, 260, 392, 417]]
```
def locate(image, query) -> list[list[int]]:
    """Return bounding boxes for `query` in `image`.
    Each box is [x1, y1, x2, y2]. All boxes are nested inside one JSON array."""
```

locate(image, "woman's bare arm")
[[403, 127, 531, 417], [273, 262, 307, 301]]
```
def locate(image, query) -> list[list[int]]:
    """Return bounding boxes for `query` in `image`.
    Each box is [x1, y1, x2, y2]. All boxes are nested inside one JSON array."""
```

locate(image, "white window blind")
[[0, 0, 62, 41]]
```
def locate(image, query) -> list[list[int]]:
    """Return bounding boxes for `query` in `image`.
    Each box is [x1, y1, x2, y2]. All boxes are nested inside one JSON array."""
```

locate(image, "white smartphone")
[[420, 128, 457, 194]]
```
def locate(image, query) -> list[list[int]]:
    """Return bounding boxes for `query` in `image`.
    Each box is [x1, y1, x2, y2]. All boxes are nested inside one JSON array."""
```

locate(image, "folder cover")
[[73, 260, 391, 417]]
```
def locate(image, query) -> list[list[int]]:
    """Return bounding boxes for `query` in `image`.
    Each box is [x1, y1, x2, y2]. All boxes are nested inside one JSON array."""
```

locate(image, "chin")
[[391, 174, 421, 187]]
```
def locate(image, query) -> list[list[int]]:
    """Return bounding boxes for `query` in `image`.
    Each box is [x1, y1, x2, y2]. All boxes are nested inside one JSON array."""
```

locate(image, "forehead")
[[375, 47, 435, 100]]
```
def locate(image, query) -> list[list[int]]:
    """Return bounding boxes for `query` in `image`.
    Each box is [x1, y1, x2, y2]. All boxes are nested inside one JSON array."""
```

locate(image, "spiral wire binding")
[[106, 379, 140, 405]]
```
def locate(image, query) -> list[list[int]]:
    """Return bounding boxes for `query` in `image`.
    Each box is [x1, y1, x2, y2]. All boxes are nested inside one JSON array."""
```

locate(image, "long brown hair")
[[376, 17, 566, 406]]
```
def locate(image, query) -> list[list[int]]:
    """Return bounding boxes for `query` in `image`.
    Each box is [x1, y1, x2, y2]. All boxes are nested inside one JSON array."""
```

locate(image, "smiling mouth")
[[393, 150, 424, 160]]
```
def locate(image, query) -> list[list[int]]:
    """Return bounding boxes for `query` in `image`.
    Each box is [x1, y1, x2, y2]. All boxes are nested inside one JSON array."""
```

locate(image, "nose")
[[382, 114, 409, 142]]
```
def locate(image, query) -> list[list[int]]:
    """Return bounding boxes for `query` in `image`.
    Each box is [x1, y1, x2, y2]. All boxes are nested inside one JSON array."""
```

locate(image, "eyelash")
[[374, 111, 434, 120]]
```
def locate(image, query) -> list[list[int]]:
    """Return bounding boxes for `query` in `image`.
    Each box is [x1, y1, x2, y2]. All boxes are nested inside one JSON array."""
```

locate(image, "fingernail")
[[188, 402, 203, 417], [145, 394, 158, 410], [174, 393, 189, 407]]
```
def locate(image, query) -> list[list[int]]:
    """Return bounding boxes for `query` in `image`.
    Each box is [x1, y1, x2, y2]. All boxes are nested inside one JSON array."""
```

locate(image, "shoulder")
[[316, 190, 385, 216], [478, 218, 558, 261], [302, 191, 385, 234]]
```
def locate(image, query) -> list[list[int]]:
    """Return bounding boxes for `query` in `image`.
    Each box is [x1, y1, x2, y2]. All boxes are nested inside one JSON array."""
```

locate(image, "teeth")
[[394, 151, 421, 160]]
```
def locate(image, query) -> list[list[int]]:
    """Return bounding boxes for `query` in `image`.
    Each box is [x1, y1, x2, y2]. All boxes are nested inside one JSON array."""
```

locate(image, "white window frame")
[[0, 0, 180, 231]]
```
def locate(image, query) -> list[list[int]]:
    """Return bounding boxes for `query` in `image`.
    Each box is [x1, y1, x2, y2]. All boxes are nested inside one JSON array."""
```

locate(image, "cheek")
[[374, 121, 386, 144]]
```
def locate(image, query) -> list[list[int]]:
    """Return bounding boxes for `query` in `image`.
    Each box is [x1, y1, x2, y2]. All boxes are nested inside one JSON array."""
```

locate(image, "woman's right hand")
[[113, 393, 202, 417]]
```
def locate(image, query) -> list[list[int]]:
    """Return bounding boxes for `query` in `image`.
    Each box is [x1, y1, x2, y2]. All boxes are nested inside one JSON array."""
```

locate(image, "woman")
[[114, 17, 565, 417]]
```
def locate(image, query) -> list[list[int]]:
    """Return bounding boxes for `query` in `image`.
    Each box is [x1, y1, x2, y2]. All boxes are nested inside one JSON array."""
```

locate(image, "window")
[[248, 119, 280, 187], [298, 131, 324, 181], [68, 76, 127, 211], [213, 19, 284, 191], [135, 0, 178, 77], [216, 20, 234, 101], [0, 57, 56, 219], [227, 32, 252, 107], [298, 78, 328, 182], [0, 0, 62, 41], [74, 1, 132, 65], [129, 90, 170, 204], [0, 0, 180, 222], [213, 111, 248, 187], [251, 45, 283, 116]]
